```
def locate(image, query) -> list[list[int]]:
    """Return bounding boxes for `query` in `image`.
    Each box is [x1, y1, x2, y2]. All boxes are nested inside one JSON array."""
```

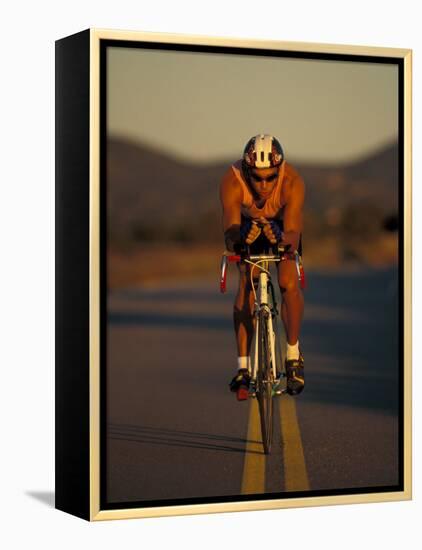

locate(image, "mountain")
[[296, 143, 398, 212], [107, 138, 225, 240]]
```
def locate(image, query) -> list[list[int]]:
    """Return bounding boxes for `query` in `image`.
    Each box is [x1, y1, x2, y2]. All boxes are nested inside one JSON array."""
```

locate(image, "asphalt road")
[[105, 266, 400, 504]]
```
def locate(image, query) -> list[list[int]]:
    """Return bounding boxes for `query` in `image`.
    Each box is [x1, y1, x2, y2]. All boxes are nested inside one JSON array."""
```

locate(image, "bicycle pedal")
[[237, 387, 249, 401]]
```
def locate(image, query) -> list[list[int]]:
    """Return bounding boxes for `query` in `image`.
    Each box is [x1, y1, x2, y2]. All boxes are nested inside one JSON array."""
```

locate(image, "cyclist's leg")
[[277, 259, 304, 345], [280, 300, 288, 337], [233, 227, 265, 358], [233, 261, 258, 357], [230, 262, 259, 397], [278, 258, 305, 395]]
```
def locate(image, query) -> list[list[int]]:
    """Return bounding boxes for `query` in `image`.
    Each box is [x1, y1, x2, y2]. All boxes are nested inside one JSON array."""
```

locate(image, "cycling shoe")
[[229, 368, 251, 401], [285, 353, 305, 396]]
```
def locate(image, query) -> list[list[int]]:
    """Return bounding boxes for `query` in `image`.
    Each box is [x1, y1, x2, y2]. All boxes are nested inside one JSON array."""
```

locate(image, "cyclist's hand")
[[241, 219, 261, 244], [259, 217, 281, 244], [280, 230, 300, 251]]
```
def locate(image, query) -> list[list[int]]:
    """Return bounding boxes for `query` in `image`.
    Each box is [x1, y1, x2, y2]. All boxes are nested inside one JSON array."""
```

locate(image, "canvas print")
[[103, 43, 401, 508]]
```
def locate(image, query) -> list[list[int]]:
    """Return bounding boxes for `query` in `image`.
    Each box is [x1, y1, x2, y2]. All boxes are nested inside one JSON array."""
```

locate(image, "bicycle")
[[220, 238, 305, 454]]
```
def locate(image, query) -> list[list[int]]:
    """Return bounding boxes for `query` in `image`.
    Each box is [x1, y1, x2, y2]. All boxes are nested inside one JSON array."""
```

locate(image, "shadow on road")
[[108, 424, 262, 454]]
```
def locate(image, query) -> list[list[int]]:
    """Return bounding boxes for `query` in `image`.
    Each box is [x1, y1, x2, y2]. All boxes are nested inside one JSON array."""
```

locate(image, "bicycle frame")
[[246, 255, 280, 386], [220, 247, 291, 453], [219, 244, 301, 395]]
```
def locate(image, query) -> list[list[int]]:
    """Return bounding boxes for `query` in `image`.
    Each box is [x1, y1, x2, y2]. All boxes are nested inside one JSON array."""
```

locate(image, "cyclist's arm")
[[219, 168, 243, 252], [282, 175, 305, 251]]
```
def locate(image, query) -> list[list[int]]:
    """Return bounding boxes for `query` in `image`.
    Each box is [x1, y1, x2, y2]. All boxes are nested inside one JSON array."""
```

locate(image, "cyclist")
[[219, 134, 305, 398]]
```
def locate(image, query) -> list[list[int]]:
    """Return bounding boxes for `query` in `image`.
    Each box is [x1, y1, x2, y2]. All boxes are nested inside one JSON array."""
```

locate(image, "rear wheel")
[[256, 309, 274, 454]]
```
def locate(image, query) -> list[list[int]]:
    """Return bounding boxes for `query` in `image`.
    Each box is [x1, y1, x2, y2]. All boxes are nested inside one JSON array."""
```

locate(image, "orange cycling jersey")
[[230, 159, 291, 220]]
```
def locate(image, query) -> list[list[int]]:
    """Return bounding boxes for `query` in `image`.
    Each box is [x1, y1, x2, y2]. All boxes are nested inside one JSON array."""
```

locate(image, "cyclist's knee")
[[278, 271, 299, 293]]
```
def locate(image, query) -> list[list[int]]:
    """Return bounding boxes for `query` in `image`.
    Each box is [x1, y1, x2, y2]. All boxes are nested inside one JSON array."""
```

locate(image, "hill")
[[106, 137, 399, 279]]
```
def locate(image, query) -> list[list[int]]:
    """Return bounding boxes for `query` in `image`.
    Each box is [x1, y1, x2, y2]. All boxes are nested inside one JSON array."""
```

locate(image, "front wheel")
[[256, 309, 274, 454]]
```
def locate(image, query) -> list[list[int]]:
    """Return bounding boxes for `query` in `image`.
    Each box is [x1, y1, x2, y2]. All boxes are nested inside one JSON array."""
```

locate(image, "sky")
[[107, 45, 399, 165]]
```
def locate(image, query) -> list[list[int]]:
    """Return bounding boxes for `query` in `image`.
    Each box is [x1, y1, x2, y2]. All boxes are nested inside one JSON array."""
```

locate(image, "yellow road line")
[[279, 396, 310, 491], [241, 399, 266, 494]]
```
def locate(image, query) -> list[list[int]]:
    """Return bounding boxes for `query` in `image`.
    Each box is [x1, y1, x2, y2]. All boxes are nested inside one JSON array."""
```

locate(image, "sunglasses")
[[250, 171, 278, 183]]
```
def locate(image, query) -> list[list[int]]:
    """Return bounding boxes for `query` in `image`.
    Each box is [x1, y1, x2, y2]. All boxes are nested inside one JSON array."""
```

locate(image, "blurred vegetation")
[[109, 202, 398, 268]]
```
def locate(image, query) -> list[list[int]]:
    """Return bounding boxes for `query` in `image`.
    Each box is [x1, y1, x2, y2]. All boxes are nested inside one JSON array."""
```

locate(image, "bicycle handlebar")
[[219, 242, 306, 293], [220, 244, 289, 293]]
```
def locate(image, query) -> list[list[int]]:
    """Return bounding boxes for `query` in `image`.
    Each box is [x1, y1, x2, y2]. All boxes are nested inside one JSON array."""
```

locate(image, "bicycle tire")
[[256, 309, 274, 455]]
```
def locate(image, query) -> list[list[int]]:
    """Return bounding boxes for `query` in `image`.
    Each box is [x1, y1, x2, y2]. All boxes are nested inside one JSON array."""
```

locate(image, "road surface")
[[105, 266, 400, 505]]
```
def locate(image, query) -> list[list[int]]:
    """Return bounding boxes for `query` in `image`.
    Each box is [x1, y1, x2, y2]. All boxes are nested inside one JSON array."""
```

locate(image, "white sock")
[[287, 341, 299, 360], [237, 356, 251, 372]]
